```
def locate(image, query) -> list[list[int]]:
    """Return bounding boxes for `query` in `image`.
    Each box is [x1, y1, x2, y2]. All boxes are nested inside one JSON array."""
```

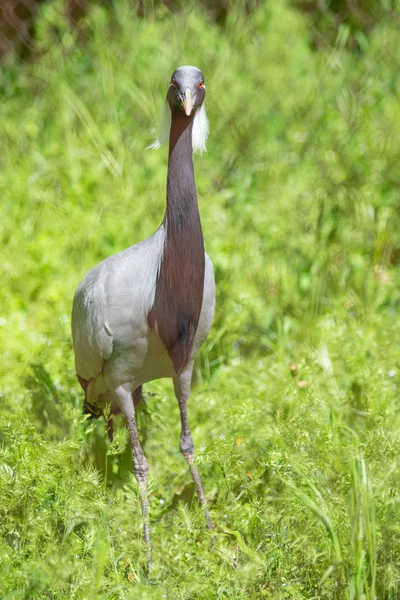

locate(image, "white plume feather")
[[147, 101, 171, 150], [192, 104, 209, 155], [148, 101, 209, 155]]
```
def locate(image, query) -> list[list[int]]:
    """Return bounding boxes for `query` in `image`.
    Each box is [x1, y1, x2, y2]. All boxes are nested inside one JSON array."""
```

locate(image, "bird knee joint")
[[133, 458, 149, 484], [180, 438, 194, 458]]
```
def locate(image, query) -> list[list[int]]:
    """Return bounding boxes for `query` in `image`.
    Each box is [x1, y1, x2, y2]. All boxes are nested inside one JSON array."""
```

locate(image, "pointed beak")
[[183, 87, 194, 116]]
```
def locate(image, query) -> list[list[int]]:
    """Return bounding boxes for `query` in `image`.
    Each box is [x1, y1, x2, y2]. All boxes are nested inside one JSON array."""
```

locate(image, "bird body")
[[72, 228, 215, 405], [71, 65, 215, 570]]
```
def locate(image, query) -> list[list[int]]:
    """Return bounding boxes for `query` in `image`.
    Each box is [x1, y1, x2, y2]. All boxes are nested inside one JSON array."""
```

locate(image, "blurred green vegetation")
[[1, 0, 400, 598]]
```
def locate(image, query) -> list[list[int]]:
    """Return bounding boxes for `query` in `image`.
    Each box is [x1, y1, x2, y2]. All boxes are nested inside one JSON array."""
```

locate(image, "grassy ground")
[[1, 1, 400, 598]]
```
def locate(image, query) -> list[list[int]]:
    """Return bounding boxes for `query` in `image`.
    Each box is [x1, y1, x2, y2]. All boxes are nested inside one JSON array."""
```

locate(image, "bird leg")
[[132, 385, 143, 407], [126, 410, 151, 570], [174, 377, 212, 530], [113, 385, 152, 571]]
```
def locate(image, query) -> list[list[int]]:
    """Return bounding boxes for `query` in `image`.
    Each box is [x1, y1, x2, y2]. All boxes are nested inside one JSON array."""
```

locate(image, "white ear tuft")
[[147, 100, 171, 150], [192, 103, 209, 155], [147, 139, 161, 150]]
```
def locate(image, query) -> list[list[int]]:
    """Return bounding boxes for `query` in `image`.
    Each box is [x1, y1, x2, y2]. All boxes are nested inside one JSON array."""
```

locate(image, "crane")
[[72, 65, 215, 569]]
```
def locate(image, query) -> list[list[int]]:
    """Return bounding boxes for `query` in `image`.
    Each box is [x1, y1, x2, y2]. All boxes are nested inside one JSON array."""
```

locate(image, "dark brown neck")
[[165, 111, 201, 236], [165, 112, 197, 230], [148, 109, 205, 374]]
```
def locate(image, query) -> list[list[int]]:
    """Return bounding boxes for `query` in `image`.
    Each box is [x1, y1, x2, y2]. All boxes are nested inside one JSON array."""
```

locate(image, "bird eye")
[[199, 81, 204, 89], [171, 78, 177, 87]]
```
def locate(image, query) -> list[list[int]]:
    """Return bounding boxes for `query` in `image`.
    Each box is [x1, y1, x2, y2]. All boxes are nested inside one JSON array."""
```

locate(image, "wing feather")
[[72, 266, 113, 380]]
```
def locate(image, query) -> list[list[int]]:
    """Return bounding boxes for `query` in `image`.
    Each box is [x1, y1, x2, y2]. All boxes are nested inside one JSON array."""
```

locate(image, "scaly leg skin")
[[114, 385, 152, 573], [174, 374, 212, 530], [127, 412, 151, 571]]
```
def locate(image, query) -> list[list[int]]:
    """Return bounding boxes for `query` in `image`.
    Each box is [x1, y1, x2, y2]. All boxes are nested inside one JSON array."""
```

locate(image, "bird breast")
[[72, 225, 215, 392]]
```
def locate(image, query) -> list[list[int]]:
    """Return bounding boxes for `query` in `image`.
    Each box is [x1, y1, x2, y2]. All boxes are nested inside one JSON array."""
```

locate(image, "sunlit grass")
[[1, 1, 400, 598]]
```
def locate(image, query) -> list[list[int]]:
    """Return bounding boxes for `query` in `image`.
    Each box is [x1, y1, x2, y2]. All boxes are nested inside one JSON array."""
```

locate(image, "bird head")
[[148, 65, 209, 155], [166, 65, 206, 116]]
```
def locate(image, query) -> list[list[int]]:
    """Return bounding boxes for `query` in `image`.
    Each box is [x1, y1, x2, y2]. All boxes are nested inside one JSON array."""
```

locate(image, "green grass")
[[1, 1, 400, 597]]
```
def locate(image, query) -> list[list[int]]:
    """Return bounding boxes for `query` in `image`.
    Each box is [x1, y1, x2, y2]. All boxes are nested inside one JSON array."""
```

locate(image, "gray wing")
[[71, 228, 165, 382], [192, 252, 216, 355], [72, 264, 114, 381]]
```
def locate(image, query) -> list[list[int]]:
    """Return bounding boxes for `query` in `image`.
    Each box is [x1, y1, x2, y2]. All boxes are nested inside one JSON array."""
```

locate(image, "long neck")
[[148, 109, 205, 374], [165, 111, 198, 231]]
